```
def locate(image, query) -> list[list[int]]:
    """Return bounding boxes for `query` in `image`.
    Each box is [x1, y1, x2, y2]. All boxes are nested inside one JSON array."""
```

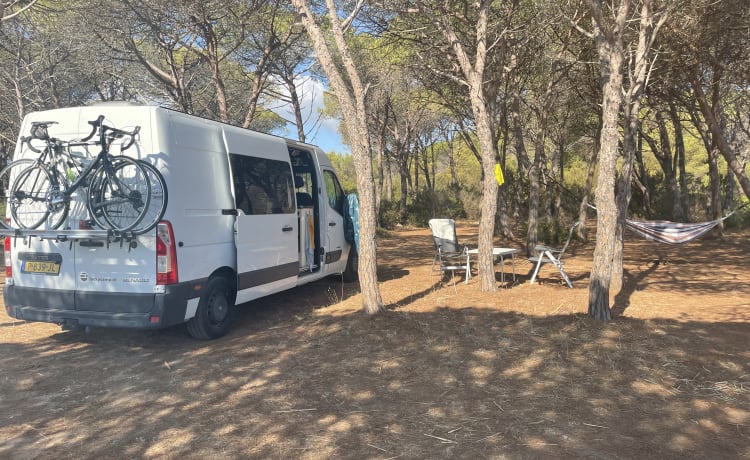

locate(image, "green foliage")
[[377, 200, 401, 230], [457, 187, 482, 221], [537, 220, 571, 246], [246, 108, 286, 134], [406, 189, 465, 226], [725, 199, 750, 229], [378, 188, 473, 230], [327, 152, 357, 193], [1, 0, 748, 241]]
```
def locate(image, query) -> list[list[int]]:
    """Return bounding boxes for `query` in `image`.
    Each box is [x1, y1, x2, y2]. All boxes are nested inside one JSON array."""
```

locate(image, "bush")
[[537, 219, 573, 246], [458, 187, 482, 220], [724, 199, 750, 229], [378, 200, 401, 230], [378, 189, 471, 228]]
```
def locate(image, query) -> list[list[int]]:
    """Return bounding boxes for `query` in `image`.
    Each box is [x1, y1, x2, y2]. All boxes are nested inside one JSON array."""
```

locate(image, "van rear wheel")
[[186, 277, 235, 340]]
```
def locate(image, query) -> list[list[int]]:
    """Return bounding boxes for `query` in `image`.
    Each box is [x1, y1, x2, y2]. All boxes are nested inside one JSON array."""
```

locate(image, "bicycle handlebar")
[[20, 136, 42, 154], [21, 115, 140, 154], [80, 115, 105, 142], [83, 115, 140, 151]]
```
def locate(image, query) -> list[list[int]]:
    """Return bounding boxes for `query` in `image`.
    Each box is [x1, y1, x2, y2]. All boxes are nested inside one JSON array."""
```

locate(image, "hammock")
[[586, 202, 743, 245], [625, 216, 731, 245]]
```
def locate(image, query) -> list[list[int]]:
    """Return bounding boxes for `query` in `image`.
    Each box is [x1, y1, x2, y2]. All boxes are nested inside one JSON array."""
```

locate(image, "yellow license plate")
[[22, 260, 61, 275]]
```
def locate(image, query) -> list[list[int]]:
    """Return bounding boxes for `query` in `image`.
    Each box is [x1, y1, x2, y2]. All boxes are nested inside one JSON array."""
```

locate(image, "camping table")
[[467, 247, 519, 284]]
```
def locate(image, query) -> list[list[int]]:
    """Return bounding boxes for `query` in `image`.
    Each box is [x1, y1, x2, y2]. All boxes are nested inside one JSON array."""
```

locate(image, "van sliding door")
[[229, 152, 298, 304]]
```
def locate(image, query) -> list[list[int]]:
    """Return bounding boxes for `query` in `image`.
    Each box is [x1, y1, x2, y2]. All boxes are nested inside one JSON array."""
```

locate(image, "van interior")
[[289, 147, 321, 275]]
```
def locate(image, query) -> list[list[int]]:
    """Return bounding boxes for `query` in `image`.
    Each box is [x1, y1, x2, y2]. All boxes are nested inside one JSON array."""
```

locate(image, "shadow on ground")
[[1, 301, 748, 459], [1, 224, 748, 459]]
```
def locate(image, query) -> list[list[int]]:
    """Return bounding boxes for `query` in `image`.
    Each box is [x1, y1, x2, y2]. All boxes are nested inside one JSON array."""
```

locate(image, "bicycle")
[[87, 157, 168, 234], [6, 116, 151, 232]]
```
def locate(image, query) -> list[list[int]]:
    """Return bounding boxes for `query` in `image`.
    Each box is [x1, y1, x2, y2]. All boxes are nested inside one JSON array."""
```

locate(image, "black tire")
[[0, 159, 35, 229], [342, 247, 358, 282], [10, 163, 66, 229], [186, 276, 235, 340], [130, 161, 167, 234], [87, 158, 150, 231]]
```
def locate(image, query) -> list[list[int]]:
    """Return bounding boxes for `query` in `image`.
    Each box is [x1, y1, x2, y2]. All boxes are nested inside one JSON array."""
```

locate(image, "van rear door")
[[8, 108, 157, 316], [73, 237, 156, 312]]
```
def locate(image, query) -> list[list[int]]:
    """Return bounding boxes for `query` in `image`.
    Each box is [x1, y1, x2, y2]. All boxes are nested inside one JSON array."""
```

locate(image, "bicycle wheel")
[[0, 159, 35, 228], [130, 161, 167, 234], [9, 164, 64, 230], [87, 158, 150, 232]]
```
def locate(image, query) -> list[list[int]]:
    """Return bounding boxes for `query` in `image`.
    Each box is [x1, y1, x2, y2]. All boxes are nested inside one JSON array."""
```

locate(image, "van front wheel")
[[186, 277, 235, 340]]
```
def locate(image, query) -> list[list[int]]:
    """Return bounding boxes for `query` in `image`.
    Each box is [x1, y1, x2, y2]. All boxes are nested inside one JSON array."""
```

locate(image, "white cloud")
[[268, 76, 348, 153]]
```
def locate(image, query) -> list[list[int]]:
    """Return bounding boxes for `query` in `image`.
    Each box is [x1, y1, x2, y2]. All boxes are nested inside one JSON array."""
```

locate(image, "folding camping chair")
[[428, 218, 471, 284], [529, 221, 580, 288]]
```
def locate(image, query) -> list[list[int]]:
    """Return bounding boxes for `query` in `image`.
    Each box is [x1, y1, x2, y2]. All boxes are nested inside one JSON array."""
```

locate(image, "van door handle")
[[282, 225, 294, 232], [329, 222, 336, 227]]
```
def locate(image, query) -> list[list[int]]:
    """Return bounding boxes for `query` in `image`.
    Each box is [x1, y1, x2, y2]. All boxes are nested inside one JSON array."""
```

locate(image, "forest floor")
[[1, 222, 749, 459]]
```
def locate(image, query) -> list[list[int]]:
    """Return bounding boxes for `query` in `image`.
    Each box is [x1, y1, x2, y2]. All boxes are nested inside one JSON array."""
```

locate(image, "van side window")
[[323, 170, 345, 215], [230, 154, 294, 215]]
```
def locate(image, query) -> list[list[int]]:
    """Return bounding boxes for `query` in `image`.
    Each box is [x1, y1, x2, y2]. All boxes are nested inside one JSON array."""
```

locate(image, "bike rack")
[[0, 227, 139, 251]]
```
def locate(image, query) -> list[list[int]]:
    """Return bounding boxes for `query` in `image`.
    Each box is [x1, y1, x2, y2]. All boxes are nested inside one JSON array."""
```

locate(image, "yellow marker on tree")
[[494, 163, 505, 186]]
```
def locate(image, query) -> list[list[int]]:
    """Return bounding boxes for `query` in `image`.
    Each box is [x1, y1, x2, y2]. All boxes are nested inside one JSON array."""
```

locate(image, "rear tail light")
[[156, 221, 178, 285], [4, 236, 10, 279]]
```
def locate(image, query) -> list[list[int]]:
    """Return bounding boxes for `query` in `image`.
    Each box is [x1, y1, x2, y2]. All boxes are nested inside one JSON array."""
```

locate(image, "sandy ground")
[[1, 223, 748, 459]]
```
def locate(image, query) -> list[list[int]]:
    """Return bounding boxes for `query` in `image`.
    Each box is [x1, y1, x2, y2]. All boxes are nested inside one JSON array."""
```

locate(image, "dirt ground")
[[1, 222, 749, 459]]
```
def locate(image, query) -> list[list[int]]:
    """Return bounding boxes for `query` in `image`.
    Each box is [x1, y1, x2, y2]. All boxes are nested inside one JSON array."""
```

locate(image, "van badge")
[[80, 272, 88, 282]]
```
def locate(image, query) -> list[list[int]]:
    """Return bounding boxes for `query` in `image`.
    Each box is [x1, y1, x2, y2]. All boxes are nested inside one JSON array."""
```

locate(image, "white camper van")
[[2, 104, 358, 339]]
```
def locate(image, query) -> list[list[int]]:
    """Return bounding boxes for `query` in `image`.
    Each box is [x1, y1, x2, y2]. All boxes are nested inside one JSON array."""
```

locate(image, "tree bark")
[[669, 102, 690, 221], [421, 0, 500, 292], [291, 0, 383, 314], [614, 0, 665, 284], [586, 0, 629, 321], [691, 69, 750, 202]]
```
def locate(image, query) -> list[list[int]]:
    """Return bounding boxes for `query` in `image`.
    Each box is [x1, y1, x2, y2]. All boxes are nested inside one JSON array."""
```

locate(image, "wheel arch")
[[209, 266, 237, 304]]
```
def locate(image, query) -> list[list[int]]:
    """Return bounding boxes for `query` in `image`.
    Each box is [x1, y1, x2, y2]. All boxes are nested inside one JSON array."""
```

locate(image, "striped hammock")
[[625, 214, 733, 245]]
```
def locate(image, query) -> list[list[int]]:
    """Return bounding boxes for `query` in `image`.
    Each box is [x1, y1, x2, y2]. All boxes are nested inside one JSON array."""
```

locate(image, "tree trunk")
[[587, 0, 629, 321], [669, 102, 690, 221], [242, 34, 276, 129], [614, 105, 637, 287], [399, 158, 409, 222], [687, 105, 721, 223], [283, 74, 306, 142], [691, 70, 750, 202], [709, 70, 724, 232], [708, 142, 722, 222], [510, 91, 535, 254], [373, 131, 385, 216], [633, 131, 652, 218], [291, 0, 383, 314], [577, 118, 601, 242], [385, 156, 393, 202], [614, 0, 660, 285], [641, 116, 681, 220], [423, 1, 500, 292], [471, 77, 501, 292], [527, 148, 541, 255]]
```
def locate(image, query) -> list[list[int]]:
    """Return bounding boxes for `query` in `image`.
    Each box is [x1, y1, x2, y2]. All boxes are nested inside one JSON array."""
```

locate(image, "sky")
[[269, 77, 350, 154]]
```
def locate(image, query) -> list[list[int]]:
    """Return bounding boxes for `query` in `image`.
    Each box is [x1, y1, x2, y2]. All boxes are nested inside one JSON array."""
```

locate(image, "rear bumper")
[[3, 282, 194, 329]]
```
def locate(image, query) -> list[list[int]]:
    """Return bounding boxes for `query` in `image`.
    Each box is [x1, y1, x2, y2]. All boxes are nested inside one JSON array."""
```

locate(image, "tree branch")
[[1, 0, 37, 21]]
